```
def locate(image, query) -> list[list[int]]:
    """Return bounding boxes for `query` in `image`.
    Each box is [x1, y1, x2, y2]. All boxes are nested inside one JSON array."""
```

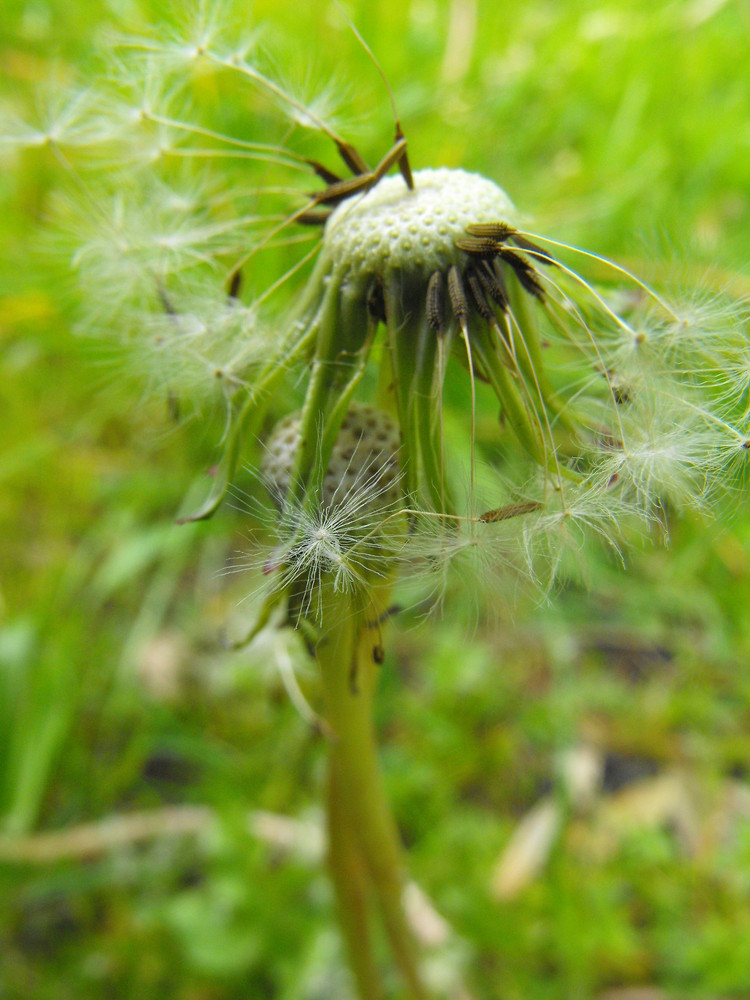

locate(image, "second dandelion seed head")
[[259, 403, 407, 611], [262, 403, 402, 515]]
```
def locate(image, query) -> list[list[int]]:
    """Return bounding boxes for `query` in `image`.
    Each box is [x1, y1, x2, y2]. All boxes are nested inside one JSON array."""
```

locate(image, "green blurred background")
[[2, 1, 750, 997]]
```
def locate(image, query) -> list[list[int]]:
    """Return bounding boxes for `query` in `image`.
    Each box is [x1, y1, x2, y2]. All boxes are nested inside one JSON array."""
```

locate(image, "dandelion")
[[15, 3, 750, 996], [259, 402, 406, 621]]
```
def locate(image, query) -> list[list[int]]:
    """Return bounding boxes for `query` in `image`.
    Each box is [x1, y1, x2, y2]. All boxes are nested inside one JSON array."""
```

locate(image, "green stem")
[[317, 584, 431, 1000], [328, 761, 383, 1000]]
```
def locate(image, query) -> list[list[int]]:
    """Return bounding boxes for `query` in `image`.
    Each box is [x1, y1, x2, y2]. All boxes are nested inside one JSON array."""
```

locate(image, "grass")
[[2, 1, 750, 997]]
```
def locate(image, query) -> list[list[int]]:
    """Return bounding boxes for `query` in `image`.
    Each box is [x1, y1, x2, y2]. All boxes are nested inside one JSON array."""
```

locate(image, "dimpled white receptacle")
[[324, 168, 516, 279]]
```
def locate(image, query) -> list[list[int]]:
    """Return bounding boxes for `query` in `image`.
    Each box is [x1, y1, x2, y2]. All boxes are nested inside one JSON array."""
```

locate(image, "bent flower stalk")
[[9, 5, 748, 997]]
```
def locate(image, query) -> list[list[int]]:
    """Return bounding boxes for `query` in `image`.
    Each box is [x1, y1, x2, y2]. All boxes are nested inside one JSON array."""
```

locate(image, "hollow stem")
[[317, 581, 431, 1000]]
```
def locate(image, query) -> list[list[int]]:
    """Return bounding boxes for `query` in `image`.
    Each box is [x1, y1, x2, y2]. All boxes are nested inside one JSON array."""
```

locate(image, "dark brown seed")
[[613, 384, 631, 405], [310, 174, 376, 206], [455, 236, 501, 257], [335, 139, 370, 176], [426, 271, 445, 334], [394, 122, 414, 190], [497, 248, 545, 299], [466, 268, 493, 321], [466, 221, 515, 241], [447, 265, 470, 323], [297, 209, 333, 226], [167, 391, 181, 423], [227, 269, 242, 299], [509, 233, 556, 266], [479, 500, 542, 523], [477, 261, 508, 311], [306, 159, 342, 185], [157, 279, 177, 317], [367, 277, 387, 324]]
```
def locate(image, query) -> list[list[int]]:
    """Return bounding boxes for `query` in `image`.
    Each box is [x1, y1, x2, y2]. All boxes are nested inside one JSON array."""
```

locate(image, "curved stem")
[[317, 584, 431, 1000]]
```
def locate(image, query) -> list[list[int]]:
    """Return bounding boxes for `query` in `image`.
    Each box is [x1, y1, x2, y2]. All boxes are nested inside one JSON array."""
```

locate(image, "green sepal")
[[384, 274, 421, 500], [223, 584, 287, 650]]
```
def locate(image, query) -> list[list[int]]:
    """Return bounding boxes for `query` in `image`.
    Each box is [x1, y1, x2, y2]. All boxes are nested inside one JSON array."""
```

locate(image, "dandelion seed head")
[[261, 403, 412, 619], [256, 404, 407, 620], [262, 402, 402, 514], [325, 169, 515, 279]]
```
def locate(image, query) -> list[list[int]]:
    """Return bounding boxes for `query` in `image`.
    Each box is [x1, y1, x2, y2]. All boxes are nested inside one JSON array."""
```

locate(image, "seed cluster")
[[262, 403, 402, 513]]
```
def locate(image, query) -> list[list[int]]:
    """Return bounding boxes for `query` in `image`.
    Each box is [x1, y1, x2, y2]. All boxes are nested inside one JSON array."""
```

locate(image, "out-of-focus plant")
[[5, 3, 749, 996]]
